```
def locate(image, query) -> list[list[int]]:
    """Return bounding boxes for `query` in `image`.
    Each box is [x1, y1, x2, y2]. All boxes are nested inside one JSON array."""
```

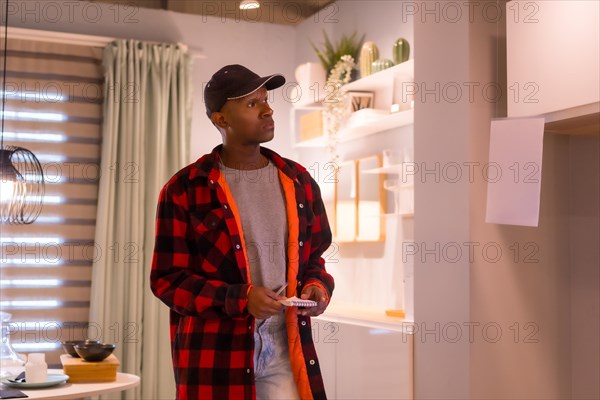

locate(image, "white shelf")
[[293, 60, 414, 110], [339, 109, 413, 141], [343, 59, 414, 92], [362, 164, 404, 174], [293, 109, 414, 148], [291, 60, 415, 147], [315, 303, 414, 333]]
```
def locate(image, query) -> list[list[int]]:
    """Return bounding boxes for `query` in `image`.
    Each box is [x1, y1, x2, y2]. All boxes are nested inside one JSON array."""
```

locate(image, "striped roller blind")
[[0, 37, 104, 367]]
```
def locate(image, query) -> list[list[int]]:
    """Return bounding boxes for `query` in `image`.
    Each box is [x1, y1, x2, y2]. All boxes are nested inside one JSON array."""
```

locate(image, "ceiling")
[[95, 0, 337, 25]]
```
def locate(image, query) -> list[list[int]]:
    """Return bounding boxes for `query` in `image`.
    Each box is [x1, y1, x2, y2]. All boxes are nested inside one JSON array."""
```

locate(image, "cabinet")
[[291, 60, 415, 148], [313, 315, 414, 400], [506, 1, 599, 135]]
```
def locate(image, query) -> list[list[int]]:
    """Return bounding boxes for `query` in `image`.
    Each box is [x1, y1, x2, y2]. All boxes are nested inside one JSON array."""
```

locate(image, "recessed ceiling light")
[[240, 0, 260, 10]]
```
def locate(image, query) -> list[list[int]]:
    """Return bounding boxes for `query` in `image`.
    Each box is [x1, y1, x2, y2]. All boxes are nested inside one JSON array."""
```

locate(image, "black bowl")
[[74, 343, 116, 362], [62, 340, 101, 357]]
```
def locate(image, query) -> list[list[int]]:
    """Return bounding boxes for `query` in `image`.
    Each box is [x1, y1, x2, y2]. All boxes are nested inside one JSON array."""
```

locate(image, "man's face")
[[216, 87, 275, 145]]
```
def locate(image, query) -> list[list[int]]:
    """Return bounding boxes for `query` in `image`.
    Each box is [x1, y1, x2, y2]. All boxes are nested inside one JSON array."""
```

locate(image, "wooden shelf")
[[544, 103, 599, 136]]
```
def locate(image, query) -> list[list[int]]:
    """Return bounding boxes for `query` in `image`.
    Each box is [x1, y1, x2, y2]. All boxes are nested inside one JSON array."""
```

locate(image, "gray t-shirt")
[[220, 160, 288, 292]]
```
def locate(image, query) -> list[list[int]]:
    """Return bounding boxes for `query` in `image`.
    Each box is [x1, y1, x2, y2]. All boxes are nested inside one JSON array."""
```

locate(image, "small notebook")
[[279, 296, 318, 307]]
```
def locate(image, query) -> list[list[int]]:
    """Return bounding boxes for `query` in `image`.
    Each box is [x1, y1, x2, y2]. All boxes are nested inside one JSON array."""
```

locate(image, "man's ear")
[[210, 111, 228, 128]]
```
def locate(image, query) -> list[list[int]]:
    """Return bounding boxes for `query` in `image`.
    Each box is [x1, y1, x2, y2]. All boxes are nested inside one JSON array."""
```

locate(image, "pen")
[[275, 283, 288, 296]]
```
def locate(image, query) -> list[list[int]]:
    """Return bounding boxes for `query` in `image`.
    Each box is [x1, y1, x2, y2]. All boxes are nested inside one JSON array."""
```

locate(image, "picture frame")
[[346, 91, 374, 113]]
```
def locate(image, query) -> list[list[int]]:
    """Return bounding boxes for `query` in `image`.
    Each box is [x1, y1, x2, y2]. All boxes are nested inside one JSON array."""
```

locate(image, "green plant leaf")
[[310, 31, 365, 78]]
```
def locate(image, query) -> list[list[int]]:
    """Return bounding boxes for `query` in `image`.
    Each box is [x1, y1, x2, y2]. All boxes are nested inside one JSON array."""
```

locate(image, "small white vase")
[[292, 62, 326, 106]]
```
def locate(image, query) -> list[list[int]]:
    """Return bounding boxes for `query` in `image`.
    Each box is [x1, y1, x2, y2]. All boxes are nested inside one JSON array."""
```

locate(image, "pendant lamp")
[[0, 0, 44, 224]]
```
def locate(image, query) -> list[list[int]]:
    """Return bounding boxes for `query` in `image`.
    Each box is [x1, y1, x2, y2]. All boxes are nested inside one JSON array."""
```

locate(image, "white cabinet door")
[[507, 1, 599, 117], [314, 319, 413, 399], [312, 319, 338, 398]]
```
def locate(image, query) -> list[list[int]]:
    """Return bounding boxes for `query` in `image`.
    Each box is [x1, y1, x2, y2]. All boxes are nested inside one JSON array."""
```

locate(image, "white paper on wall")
[[485, 117, 545, 227]]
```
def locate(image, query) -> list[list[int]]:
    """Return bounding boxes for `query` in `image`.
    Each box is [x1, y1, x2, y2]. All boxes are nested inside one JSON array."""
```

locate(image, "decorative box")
[[60, 353, 120, 383]]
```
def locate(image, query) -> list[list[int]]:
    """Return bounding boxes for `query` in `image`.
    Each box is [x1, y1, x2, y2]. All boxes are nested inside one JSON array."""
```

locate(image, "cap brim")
[[226, 74, 286, 100]]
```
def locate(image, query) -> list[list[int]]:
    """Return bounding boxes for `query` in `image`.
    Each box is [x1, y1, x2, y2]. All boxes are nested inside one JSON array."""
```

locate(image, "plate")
[[1, 373, 69, 389]]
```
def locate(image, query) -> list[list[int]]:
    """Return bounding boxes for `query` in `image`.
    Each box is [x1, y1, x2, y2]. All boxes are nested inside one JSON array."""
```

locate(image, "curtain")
[[89, 39, 192, 399]]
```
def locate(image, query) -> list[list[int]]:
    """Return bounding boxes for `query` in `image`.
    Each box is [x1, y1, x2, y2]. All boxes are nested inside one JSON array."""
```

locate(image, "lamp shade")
[[0, 145, 44, 224]]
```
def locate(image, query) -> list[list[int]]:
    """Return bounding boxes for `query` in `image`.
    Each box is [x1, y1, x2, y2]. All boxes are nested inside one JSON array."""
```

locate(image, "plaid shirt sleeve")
[[150, 176, 252, 319]]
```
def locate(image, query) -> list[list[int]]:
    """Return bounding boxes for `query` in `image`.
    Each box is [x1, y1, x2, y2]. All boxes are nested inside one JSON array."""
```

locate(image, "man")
[[150, 64, 334, 400]]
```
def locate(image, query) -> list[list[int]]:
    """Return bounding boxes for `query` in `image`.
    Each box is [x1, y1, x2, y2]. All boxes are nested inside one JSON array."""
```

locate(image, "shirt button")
[[210, 179, 214, 184], [309, 359, 315, 365], [299, 241, 304, 247], [301, 321, 307, 326], [236, 244, 241, 250], [299, 203, 304, 209], [246, 368, 251, 373], [298, 281, 302, 286], [248, 325, 252, 330], [224, 204, 228, 210]]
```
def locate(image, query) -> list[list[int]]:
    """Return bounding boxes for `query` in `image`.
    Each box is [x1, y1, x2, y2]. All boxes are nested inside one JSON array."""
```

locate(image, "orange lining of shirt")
[[217, 173, 251, 284], [279, 171, 314, 400], [219, 169, 312, 399]]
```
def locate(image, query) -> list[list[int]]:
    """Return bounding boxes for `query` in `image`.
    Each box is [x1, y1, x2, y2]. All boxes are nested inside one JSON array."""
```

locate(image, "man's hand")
[[247, 287, 285, 319], [297, 285, 328, 317]]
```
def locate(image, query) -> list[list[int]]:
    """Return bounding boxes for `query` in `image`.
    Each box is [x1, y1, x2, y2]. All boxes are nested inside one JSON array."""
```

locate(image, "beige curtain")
[[90, 39, 192, 399]]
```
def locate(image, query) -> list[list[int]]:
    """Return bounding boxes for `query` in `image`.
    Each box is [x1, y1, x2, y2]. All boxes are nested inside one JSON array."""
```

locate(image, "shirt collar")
[[188, 144, 301, 181]]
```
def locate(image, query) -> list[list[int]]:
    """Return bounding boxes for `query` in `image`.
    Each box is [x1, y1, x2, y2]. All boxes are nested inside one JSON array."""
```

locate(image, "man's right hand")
[[247, 287, 285, 319]]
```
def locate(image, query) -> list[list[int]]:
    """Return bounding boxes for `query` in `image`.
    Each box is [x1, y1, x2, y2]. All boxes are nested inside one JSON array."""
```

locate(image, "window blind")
[[0, 37, 103, 367]]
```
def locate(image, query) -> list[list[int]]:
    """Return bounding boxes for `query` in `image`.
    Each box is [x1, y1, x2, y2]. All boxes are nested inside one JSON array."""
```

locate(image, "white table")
[[1, 369, 140, 399]]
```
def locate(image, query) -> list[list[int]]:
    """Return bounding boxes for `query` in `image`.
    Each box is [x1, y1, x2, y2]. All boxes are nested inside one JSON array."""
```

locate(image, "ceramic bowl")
[[74, 343, 116, 362], [62, 340, 101, 357]]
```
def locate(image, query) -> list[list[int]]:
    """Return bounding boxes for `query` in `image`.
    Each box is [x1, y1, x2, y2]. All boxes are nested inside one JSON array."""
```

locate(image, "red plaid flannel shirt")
[[150, 145, 334, 400]]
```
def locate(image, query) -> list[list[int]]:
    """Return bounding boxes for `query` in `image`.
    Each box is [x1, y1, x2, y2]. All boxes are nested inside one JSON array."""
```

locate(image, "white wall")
[[6, 0, 297, 162], [413, 7, 471, 399], [568, 136, 600, 400], [295, 0, 415, 66]]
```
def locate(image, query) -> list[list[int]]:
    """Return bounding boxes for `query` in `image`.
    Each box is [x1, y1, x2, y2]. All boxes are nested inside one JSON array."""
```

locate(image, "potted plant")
[[310, 31, 365, 80]]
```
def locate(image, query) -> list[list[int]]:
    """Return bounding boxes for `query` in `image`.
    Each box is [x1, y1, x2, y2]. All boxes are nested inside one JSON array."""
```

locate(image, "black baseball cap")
[[204, 64, 286, 117]]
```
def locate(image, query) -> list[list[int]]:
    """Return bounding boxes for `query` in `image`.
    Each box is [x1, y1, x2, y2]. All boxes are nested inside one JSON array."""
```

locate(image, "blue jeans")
[[254, 313, 300, 400]]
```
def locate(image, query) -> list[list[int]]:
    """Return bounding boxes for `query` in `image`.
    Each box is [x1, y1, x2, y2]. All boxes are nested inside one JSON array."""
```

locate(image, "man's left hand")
[[297, 285, 328, 317]]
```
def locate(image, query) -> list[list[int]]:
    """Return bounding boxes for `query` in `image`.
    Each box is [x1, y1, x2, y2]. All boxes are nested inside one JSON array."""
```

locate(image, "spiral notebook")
[[279, 296, 317, 307]]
